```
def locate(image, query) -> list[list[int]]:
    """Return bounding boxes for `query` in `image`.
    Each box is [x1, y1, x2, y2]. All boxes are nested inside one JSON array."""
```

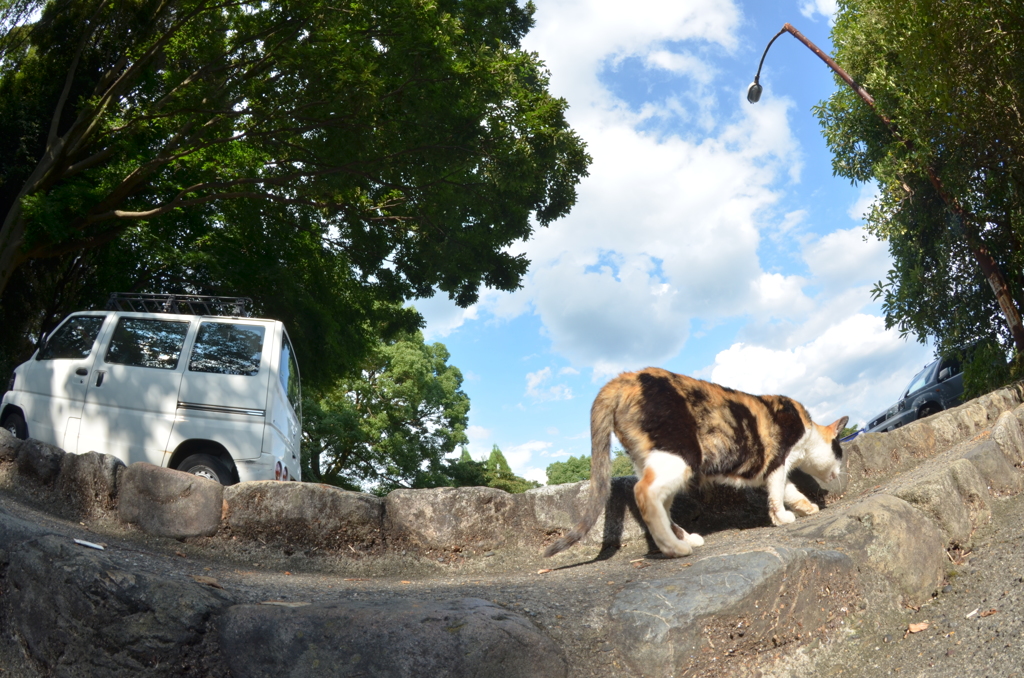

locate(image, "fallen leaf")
[[903, 621, 930, 639], [284, 571, 292, 575], [191, 575, 223, 589], [175, 552, 187, 558], [400, 580, 412, 584], [629, 558, 645, 563], [536, 568, 552, 575], [979, 609, 998, 618]]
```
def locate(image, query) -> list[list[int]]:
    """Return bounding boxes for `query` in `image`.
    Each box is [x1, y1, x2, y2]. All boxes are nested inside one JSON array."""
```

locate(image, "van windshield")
[[38, 316, 105, 360], [189, 322, 266, 376]]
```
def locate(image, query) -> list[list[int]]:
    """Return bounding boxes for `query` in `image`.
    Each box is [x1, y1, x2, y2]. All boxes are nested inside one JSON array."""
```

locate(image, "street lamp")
[[747, 23, 875, 109], [747, 22, 1024, 352]]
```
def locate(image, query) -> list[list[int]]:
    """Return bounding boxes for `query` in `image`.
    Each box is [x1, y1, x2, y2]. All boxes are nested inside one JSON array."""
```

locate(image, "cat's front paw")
[[771, 509, 796, 525], [791, 499, 819, 516], [684, 532, 704, 547]]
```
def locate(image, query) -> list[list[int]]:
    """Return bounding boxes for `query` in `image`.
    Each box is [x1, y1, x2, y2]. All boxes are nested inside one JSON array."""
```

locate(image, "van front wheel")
[[2, 411, 27, 440], [178, 453, 234, 486]]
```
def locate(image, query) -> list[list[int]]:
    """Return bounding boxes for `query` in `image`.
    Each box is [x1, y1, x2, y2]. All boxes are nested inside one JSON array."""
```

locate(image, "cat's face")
[[795, 417, 848, 484]]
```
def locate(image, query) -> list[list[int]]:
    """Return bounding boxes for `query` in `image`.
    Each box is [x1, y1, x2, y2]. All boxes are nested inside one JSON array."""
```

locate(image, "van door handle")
[[95, 371, 105, 387], [75, 368, 88, 376]]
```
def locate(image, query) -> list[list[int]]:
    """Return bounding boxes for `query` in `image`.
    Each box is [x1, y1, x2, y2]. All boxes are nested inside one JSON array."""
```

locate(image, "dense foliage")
[[0, 0, 590, 383], [545, 450, 634, 485], [301, 330, 470, 492], [817, 0, 1024, 366]]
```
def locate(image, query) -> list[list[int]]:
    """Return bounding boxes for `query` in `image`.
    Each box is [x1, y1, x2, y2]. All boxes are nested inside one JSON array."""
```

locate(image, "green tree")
[[483, 444, 539, 494], [301, 330, 470, 493], [0, 0, 590, 379], [817, 0, 1024, 370], [546, 449, 634, 485]]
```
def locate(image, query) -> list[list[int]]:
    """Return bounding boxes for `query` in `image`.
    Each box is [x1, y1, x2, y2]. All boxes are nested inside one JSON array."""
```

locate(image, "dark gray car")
[[864, 356, 964, 433]]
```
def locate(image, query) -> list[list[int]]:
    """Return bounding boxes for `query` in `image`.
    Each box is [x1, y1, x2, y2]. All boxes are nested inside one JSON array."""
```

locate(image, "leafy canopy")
[[0, 0, 590, 381], [816, 0, 1024, 364]]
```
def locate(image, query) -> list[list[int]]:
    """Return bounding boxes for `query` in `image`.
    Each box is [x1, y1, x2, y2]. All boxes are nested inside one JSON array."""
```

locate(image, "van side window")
[[280, 336, 300, 413], [37, 316, 105, 360], [105, 318, 190, 369], [188, 322, 266, 376]]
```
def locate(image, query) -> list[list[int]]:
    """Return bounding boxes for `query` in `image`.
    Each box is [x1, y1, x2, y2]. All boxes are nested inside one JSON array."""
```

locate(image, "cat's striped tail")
[[543, 386, 616, 557]]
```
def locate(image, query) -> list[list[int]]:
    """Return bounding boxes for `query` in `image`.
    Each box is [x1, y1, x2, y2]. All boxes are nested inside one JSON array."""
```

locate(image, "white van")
[[0, 294, 301, 484]]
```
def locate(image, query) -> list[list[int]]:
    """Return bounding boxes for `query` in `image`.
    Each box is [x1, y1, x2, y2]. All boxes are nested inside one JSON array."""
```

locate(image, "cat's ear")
[[827, 416, 849, 437]]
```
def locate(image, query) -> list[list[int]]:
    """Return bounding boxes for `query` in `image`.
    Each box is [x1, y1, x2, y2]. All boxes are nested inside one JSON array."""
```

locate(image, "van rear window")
[[38, 316, 105, 360], [105, 318, 190, 369], [188, 322, 266, 376]]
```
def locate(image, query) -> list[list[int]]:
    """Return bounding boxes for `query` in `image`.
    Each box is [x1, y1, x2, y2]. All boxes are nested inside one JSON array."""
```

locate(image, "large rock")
[[15, 437, 65, 485], [218, 598, 568, 678], [963, 438, 1024, 494], [789, 493, 946, 605], [56, 451, 124, 520], [223, 481, 383, 549], [523, 476, 649, 548], [609, 548, 857, 678], [0, 509, 232, 677], [992, 409, 1024, 467], [888, 455, 990, 547], [384, 486, 520, 551], [118, 463, 224, 539]]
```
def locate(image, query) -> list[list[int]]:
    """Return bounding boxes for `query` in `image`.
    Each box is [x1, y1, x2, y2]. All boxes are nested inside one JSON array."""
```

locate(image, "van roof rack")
[[106, 293, 252, 317]]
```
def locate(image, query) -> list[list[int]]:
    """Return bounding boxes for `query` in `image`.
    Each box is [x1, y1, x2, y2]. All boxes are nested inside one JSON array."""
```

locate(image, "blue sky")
[[414, 0, 934, 483]]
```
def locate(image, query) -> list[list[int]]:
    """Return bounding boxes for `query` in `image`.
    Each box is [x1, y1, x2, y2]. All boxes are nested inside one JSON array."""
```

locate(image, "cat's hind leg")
[[784, 481, 819, 516], [634, 451, 695, 557], [766, 466, 796, 525]]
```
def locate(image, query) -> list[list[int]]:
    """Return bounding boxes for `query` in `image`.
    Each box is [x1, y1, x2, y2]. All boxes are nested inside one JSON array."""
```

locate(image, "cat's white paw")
[[684, 532, 704, 547], [771, 509, 796, 525], [791, 500, 819, 516]]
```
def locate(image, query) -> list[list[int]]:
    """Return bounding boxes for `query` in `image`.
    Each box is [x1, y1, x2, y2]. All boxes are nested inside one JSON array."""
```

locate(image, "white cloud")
[[803, 225, 890, 293], [710, 314, 931, 426], [847, 181, 879, 222], [799, 0, 839, 23], [503, 440, 554, 483], [413, 295, 477, 340], [525, 367, 574, 401]]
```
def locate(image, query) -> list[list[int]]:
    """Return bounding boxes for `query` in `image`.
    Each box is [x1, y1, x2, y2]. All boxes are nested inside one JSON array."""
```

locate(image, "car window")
[[904, 363, 935, 396], [105, 318, 190, 370], [37, 316, 105, 360], [280, 334, 300, 414], [188, 322, 266, 376]]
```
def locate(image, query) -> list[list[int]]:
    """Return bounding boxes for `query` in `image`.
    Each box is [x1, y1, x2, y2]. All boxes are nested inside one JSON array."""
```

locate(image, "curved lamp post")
[[748, 23, 1024, 352]]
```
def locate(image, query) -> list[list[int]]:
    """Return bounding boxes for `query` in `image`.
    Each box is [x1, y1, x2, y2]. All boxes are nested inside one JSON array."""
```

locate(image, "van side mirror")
[[938, 367, 951, 382]]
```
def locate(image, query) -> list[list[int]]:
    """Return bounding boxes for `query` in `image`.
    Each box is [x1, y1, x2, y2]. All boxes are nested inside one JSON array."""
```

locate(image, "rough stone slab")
[[0, 510, 232, 677], [889, 457, 989, 547], [788, 493, 945, 605], [384, 486, 520, 550], [218, 598, 567, 678], [223, 481, 383, 549], [15, 438, 65, 485], [0, 428, 20, 461], [609, 548, 857, 678], [55, 451, 124, 520], [118, 462, 224, 539], [963, 438, 1024, 494], [992, 410, 1024, 466], [523, 476, 648, 547]]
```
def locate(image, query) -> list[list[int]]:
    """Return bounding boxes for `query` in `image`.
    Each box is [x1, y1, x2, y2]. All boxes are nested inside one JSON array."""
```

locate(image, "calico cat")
[[544, 367, 848, 558]]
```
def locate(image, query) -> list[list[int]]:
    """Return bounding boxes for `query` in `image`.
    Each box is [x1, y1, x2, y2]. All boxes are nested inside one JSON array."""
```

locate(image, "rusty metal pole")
[[749, 23, 1024, 354]]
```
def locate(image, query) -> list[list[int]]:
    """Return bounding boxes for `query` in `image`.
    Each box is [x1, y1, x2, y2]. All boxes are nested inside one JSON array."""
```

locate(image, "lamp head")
[[747, 81, 763, 104]]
